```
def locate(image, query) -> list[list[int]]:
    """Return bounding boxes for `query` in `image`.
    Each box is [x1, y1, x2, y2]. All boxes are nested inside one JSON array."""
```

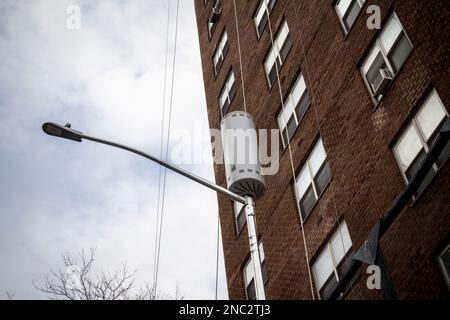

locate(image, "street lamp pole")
[[42, 122, 266, 300]]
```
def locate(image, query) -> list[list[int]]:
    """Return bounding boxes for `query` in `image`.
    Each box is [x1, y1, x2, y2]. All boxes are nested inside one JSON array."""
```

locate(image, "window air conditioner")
[[372, 68, 393, 97], [209, 1, 222, 24]]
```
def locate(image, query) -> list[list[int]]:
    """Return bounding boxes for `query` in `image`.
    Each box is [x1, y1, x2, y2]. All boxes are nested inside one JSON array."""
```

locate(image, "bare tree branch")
[[34, 249, 182, 300], [5, 291, 15, 300]]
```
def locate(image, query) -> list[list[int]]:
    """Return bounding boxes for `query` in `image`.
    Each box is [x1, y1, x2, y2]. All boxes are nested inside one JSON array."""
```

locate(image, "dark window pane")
[[280, 36, 292, 63], [237, 209, 246, 234], [268, 0, 276, 11], [416, 165, 437, 196], [319, 274, 338, 300], [314, 162, 332, 196], [246, 280, 256, 300], [389, 32, 413, 73], [221, 100, 230, 116], [282, 128, 289, 148], [366, 52, 386, 88], [257, 12, 268, 37], [343, 0, 362, 31], [436, 140, 450, 169], [336, 253, 353, 278], [229, 82, 237, 102], [215, 55, 223, 75], [295, 91, 310, 123], [268, 63, 277, 85], [261, 261, 268, 284], [286, 115, 297, 141], [222, 40, 229, 57], [405, 148, 426, 181], [300, 185, 317, 220], [441, 247, 450, 277]]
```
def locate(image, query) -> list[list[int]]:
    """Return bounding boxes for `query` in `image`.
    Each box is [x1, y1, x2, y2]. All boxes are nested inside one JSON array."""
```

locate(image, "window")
[[207, 20, 216, 39], [234, 201, 246, 235], [335, 0, 366, 33], [207, 0, 221, 38], [277, 73, 310, 147], [213, 31, 229, 75], [219, 71, 237, 116], [243, 242, 268, 300], [438, 243, 450, 290], [264, 20, 292, 86], [254, 0, 277, 38], [312, 221, 353, 299], [295, 138, 332, 220], [393, 89, 449, 195], [361, 12, 413, 103]]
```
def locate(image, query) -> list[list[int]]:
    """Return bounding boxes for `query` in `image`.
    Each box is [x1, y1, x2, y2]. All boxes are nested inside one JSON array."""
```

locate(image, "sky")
[[0, 0, 228, 299]]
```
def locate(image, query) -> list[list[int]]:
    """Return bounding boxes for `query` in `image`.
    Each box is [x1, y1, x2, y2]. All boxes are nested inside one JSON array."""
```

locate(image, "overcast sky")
[[0, 0, 228, 299]]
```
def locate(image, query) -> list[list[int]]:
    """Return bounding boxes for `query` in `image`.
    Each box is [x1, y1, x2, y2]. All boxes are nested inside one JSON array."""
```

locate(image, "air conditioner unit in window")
[[372, 68, 393, 97], [209, 1, 222, 23]]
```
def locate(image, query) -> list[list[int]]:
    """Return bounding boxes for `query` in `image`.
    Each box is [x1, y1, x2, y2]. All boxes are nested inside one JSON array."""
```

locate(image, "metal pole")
[[43, 123, 267, 300], [245, 197, 266, 300], [84, 134, 266, 299], [81, 134, 247, 204]]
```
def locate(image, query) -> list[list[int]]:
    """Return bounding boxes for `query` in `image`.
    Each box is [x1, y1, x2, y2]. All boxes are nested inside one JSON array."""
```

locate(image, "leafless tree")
[[5, 291, 15, 300], [33, 248, 182, 300]]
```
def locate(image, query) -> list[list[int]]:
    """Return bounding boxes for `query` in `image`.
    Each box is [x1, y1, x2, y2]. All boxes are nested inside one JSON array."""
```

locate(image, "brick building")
[[194, 0, 450, 299]]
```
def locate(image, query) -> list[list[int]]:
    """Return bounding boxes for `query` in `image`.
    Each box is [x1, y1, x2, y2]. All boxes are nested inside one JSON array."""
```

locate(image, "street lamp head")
[[42, 122, 83, 142]]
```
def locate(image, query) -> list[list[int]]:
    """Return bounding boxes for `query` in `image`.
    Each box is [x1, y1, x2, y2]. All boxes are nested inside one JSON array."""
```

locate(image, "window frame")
[[263, 20, 292, 87], [437, 243, 450, 291], [212, 30, 229, 76], [360, 12, 413, 106], [253, 0, 277, 39], [234, 201, 246, 236], [277, 73, 310, 148], [207, 20, 217, 40], [295, 138, 332, 221], [243, 241, 268, 300], [207, 0, 221, 39], [312, 221, 353, 299], [218, 70, 237, 117], [334, 0, 367, 35], [392, 89, 449, 186]]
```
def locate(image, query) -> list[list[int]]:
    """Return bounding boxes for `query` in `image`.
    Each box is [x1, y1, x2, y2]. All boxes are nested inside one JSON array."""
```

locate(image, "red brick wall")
[[195, 0, 450, 299]]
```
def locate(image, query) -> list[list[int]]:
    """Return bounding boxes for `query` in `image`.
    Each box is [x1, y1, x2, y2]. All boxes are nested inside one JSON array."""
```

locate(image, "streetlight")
[[42, 121, 266, 300]]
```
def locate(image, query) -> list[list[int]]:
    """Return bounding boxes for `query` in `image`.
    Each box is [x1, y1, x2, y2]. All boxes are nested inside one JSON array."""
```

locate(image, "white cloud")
[[0, 0, 228, 299]]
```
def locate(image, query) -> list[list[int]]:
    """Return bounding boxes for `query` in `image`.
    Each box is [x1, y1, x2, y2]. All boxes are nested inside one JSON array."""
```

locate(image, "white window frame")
[[334, 0, 366, 34], [277, 73, 309, 148], [393, 89, 448, 184], [207, 21, 215, 39], [264, 20, 291, 86], [219, 71, 236, 116], [437, 243, 450, 290], [234, 201, 246, 235], [360, 12, 413, 104], [213, 31, 229, 75], [243, 241, 266, 300], [254, 0, 277, 38], [295, 138, 331, 220], [312, 221, 353, 298]]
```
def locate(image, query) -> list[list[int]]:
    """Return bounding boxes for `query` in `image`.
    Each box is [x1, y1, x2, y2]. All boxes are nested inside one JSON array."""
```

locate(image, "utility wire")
[[153, 0, 172, 295], [293, 1, 352, 298], [215, 212, 220, 300], [154, 0, 180, 294], [265, 5, 316, 299], [232, 0, 247, 113]]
